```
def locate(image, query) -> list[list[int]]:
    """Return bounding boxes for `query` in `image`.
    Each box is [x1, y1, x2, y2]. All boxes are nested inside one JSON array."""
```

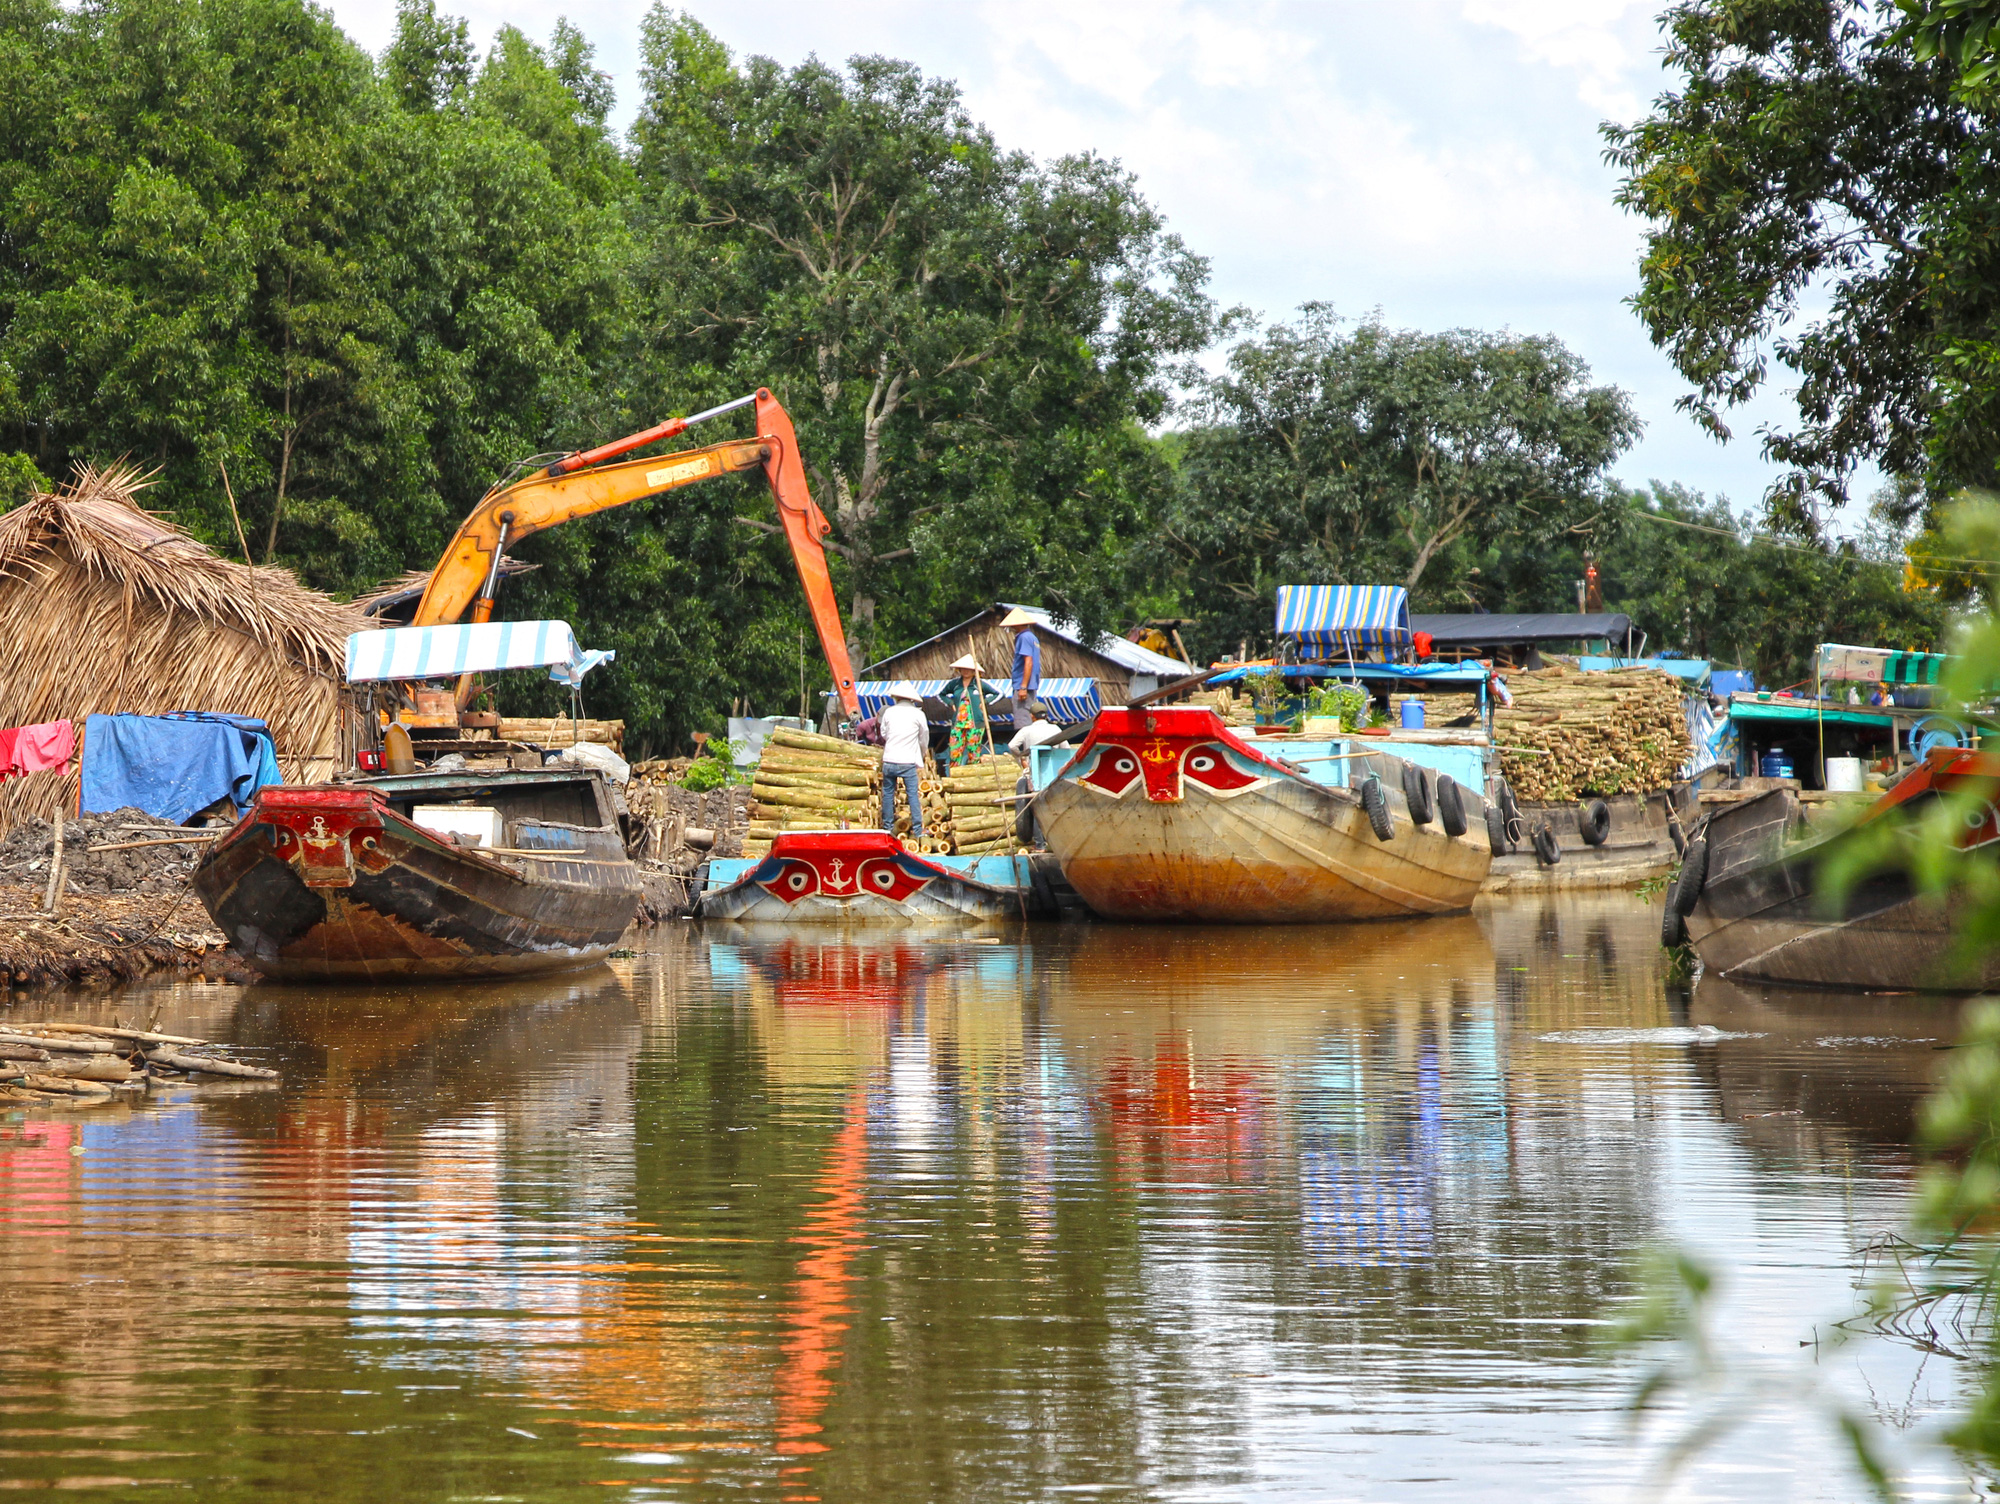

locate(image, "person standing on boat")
[[1002, 607, 1041, 733], [939, 654, 996, 767], [879, 686, 929, 841]]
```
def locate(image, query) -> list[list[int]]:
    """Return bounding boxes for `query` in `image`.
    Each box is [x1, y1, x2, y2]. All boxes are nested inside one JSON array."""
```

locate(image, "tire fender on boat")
[[1668, 837, 1708, 915], [1661, 904, 1687, 948], [1361, 776, 1396, 842], [1499, 781, 1525, 847], [1401, 763, 1434, 825], [1485, 803, 1512, 854], [1532, 824, 1562, 865], [1436, 776, 1468, 838], [1577, 798, 1611, 847]]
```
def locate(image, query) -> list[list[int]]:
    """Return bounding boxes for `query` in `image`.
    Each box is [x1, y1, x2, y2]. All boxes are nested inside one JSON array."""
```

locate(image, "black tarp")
[[1410, 612, 1632, 647]]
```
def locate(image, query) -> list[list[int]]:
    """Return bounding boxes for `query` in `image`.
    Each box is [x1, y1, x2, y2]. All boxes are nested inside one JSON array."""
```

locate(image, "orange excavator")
[[409, 388, 860, 719]]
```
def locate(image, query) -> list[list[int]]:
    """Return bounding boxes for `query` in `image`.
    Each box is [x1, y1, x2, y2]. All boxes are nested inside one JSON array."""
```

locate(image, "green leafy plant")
[[1303, 682, 1369, 731], [679, 741, 738, 792]]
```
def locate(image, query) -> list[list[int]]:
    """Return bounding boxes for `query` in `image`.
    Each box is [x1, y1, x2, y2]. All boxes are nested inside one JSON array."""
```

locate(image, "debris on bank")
[[627, 768, 751, 921], [0, 806, 250, 989], [0, 1019, 277, 1108]]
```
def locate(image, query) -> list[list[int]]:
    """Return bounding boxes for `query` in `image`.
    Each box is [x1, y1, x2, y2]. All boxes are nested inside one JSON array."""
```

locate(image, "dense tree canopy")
[[626, 10, 1219, 664], [1603, 0, 2000, 530], [1158, 307, 1641, 660]]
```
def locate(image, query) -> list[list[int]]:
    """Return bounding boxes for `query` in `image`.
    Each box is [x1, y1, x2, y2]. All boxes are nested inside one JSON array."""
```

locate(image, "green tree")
[[1158, 307, 1640, 661], [625, 9, 1219, 664], [1480, 482, 1950, 686], [1604, 0, 2000, 530]]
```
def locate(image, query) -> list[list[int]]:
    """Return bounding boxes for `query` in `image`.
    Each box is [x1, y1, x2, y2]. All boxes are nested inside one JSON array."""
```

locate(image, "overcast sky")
[[324, 0, 1828, 523]]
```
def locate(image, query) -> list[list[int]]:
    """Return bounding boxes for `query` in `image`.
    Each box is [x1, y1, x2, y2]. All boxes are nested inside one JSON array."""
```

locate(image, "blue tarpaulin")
[[81, 713, 283, 824]]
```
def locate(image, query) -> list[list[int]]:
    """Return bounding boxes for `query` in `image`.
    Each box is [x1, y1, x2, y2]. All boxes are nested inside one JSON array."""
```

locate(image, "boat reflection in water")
[[0, 897, 1976, 1500]]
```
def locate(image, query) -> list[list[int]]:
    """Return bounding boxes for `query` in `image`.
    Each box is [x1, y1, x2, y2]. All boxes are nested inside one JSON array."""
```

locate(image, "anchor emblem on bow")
[[1140, 737, 1177, 765], [303, 815, 341, 849], [824, 857, 851, 892]]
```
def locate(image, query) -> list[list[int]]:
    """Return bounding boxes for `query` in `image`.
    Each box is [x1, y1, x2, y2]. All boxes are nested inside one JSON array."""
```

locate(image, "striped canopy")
[[346, 621, 613, 684], [855, 677, 1102, 724], [1816, 642, 1945, 685], [1276, 586, 1412, 654]]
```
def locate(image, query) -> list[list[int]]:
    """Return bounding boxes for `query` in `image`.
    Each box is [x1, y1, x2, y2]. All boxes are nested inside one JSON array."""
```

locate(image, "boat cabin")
[[357, 768, 628, 859]]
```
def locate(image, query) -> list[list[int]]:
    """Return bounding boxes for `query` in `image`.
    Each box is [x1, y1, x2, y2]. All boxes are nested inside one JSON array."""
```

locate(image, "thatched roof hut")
[[0, 465, 364, 834]]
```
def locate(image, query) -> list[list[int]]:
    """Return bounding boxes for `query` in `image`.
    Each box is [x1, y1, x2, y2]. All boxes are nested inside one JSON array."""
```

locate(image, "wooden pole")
[[41, 807, 62, 914]]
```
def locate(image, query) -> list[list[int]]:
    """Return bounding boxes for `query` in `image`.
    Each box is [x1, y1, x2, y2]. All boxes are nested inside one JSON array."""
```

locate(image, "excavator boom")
[[410, 389, 860, 720]]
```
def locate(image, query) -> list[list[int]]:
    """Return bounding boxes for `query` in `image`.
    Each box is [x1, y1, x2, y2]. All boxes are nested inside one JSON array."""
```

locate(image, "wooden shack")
[[860, 603, 1192, 705], [0, 464, 363, 834]]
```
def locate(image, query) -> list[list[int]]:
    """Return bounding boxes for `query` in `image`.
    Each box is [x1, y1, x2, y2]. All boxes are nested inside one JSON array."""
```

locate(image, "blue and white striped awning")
[[1275, 586, 1412, 654], [345, 621, 614, 684], [854, 677, 1102, 724]]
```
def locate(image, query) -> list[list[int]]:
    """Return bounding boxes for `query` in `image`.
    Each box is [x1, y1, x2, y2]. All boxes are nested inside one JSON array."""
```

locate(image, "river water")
[[0, 894, 1986, 1501]]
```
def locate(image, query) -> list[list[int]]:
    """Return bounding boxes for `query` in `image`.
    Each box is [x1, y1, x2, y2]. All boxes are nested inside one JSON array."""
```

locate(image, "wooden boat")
[[1680, 748, 2000, 990], [193, 768, 643, 980], [1033, 706, 1492, 923], [698, 829, 1037, 923]]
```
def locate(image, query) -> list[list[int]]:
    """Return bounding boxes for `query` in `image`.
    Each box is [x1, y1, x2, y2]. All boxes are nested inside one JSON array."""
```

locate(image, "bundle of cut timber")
[[0, 1019, 278, 1107], [743, 728, 884, 859], [496, 716, 624, 751], [939, 755, 1024, 855], [1398, 691, 1481, 726], [1494, 665, 1688, 802]]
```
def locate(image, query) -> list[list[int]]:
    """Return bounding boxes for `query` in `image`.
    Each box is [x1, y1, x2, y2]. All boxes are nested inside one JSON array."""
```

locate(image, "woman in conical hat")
[[938, 652, 995, 767]]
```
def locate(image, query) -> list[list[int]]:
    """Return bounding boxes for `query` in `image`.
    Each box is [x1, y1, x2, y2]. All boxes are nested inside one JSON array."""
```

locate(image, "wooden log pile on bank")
[[491, 716, 624, 751], [1495, 665, 1689, 801], [0, 1019, 278, 1107]]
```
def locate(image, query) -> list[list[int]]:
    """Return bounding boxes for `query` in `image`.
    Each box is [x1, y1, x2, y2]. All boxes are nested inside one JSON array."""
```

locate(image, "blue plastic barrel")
[[1400, 699, 1425, 729]]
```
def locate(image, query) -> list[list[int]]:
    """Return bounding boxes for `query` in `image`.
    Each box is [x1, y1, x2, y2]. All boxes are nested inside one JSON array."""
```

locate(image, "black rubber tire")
[[1362, 776, 1395, 841], [1661, 903, 1686, 948], [1402, 763, 1434, 825], [1014, 773, 1034, 845], [1532, 824, 1562, 865], [1577, 798, 1611, 847], [1437, 776, 1468, 838], [1669, 837, 1709, 915], [1485, 803, 1511, 854], [1499, 781, 1525, 846]]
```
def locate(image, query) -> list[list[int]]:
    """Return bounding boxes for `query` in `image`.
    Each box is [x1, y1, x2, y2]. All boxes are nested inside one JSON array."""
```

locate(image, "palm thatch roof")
[[0, 464, 366, 835]]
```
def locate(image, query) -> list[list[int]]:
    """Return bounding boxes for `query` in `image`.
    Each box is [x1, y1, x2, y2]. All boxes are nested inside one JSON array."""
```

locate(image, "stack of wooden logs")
[[493, 716, 624, 751], [938, 756, 1023, 855], [745, 729, 884, 858], [0, 1020, 278, 1106], [1495, 665, 1688, 801]]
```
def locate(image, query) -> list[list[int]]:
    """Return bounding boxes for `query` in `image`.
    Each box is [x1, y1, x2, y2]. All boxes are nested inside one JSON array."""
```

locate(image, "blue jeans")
[[882, 761, 923, 837]]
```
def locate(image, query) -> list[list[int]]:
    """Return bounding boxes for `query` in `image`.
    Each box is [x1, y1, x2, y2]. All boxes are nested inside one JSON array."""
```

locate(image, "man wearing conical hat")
[[1001, 607, 1041, 735]]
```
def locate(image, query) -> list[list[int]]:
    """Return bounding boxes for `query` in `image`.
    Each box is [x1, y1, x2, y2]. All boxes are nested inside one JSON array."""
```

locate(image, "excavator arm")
[[410, 388, 860, 720]]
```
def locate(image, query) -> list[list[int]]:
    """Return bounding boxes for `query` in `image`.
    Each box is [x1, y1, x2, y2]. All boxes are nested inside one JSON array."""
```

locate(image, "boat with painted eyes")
[[192, 768, 645, 980], [697, 828, 1047, 923], [1031, 706, 1495, 923]]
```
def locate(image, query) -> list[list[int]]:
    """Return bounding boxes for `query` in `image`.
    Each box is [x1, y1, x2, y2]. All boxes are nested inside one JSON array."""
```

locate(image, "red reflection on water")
[[0, 1118, 77, 1233], [774, 1086, 869, 1455]]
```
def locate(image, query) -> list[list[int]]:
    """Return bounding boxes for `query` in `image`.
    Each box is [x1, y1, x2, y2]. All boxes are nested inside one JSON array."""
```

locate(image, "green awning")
[[1817, 642, 1945, 685], [1727, 699, 1896, 728]]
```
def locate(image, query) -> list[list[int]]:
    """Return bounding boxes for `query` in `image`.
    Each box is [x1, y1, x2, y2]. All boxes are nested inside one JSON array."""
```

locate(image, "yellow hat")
[[1000, 607, 1036, 628], [950, 654, 981, 671]]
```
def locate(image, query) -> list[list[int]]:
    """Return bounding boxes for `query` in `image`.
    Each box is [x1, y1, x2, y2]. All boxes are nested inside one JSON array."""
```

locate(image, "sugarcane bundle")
[[743, 730, 887, 856], [938, 755, 1023, 855], [1494, 665, 1688, 801]]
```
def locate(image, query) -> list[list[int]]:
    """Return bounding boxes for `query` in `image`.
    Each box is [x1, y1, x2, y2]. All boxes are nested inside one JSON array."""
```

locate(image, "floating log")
[[33, 1022, 208, 1046], [42, 1054, 134, 1082], [144, 1048, 279, 1080], [0, 1043, 49, 1062], [0, 1031, 121, 1054]]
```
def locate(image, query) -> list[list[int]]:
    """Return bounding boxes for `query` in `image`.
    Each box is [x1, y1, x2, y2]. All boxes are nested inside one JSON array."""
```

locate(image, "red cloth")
[[2, 719, 73, 777]]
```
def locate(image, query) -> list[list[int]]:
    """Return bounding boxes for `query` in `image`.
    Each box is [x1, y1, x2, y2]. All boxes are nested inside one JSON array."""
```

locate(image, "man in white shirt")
[[878, 686, 930, 838], [1007, 700, 1065, 762]]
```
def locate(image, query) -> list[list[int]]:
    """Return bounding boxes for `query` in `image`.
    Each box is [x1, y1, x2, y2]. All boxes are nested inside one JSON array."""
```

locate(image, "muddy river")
[[0, 895, 1985, 1500]]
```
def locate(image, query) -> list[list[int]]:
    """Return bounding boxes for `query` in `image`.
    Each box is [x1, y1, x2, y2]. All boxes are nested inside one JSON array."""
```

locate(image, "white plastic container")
[[413, 805, 502, 848], [1824, 757, 1864, 793]]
